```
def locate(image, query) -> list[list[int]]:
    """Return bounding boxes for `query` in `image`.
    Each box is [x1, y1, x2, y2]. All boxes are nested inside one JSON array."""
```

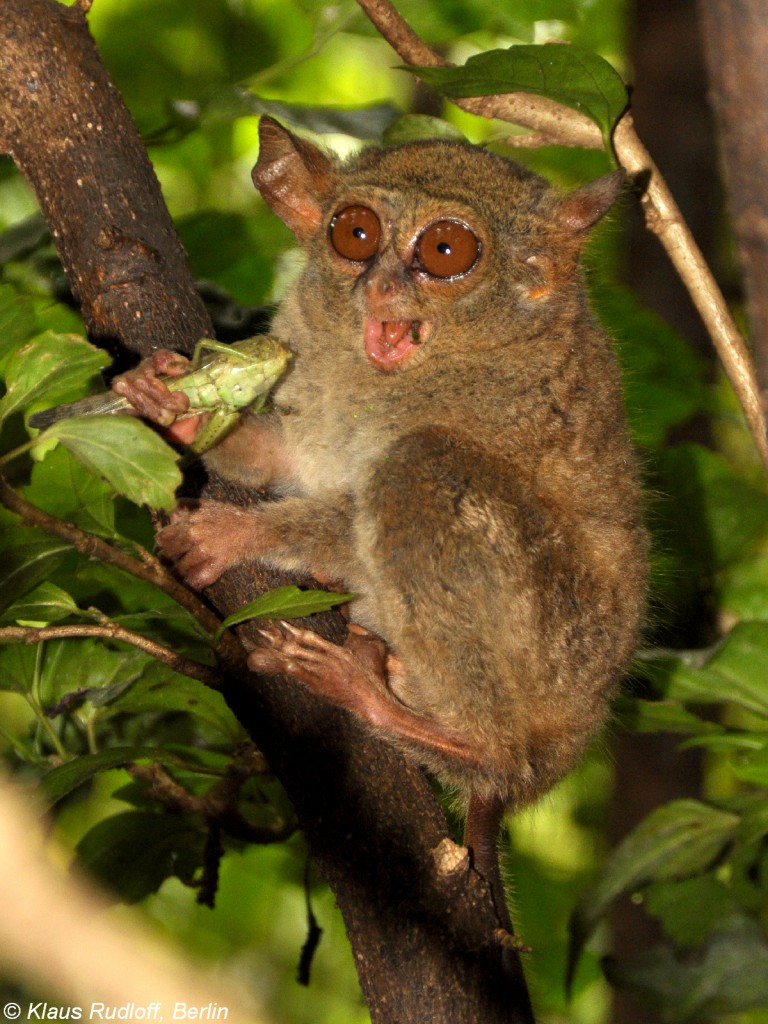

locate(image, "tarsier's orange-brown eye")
[[329, 205, 382, 261], [415, 221, 481, 279]]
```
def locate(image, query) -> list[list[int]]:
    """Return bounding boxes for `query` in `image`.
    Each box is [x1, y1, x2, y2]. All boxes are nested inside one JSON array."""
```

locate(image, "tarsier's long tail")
[[464, 793, 533, 1015]]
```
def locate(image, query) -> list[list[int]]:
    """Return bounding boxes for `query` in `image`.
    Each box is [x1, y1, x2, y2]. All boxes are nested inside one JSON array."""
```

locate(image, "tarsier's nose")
[[364, 262, 409, 316]]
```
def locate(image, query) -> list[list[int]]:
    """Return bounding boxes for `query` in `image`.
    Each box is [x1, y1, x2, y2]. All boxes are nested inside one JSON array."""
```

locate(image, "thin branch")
[[0, 623, 221, 688], [128, 760, 296, 844], [356, 0, 602, 148], [0, 472, 246, 669], [351, 0, 598, 148], [355, 0, 768, 472], [613, 116, 768, 470]]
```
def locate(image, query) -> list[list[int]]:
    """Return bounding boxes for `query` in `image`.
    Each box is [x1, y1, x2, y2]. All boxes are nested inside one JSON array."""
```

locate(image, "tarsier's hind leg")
[[250, 624, 523, 967], [248, 622, 484, 767]]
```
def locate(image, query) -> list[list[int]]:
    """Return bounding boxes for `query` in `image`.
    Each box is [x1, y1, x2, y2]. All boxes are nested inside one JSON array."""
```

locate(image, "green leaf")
[[216, 584, 355, 639], [382, 114, 467, 145], [115, 605, 214, 652], [41, 416, 182, 511], [729, 743, 768, 787], [569, 800, 739, 973], [594, 285, 710, 449], [662, 622, 768, 719], [615, 696, 722, 737], [405, 44, 628, 145], [642, 874, 742, 949], [0, 643, 38, 693], [38, 639, 149, 710], [652, 445, 768, 573], [0, 284, 36, 372], [25, 444, 117, 537], [38, 746, 174, 807], [737, 798, 768, 846], [75, 810, 206, 903], [0, 331, 108, 422], [719, 554, 768, 620], [62, 561, 211, 653], [0, 530, 72, 613], [0, 581, 79, 625], [31, 298, 86, 337], [679, 732, 767, 753], [604, 915, 768, 1022], [107, 661, 238, 742]]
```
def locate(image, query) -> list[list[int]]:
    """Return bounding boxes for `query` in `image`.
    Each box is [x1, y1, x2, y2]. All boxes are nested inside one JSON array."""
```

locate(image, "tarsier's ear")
[[554, 168, 626, 237], [252, 116, 338, 241], [521, 169, 626, 302]]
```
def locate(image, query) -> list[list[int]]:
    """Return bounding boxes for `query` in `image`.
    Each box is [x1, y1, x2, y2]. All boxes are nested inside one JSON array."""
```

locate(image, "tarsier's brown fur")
[[153, 117, 647, 895]]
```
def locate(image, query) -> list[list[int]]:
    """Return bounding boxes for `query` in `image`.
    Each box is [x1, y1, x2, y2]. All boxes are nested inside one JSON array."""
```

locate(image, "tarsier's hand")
[[112, 350, 210, 445], [157, 500, 272, 589], [111, 349, 190, 425]]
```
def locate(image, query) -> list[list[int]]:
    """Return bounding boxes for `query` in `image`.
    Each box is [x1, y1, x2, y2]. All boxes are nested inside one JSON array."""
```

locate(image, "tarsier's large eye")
[[415, 221, 481, 279], [329, 205, 382, 261]]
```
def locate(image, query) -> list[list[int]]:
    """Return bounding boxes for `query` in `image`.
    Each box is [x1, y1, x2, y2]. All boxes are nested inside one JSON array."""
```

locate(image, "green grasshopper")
[[29, 336, 292, 453]]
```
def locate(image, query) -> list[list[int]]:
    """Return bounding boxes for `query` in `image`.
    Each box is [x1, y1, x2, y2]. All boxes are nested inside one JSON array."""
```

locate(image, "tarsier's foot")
[[248, 622, 393, 718], [250, 622, 481, 765], [157, 500, 263, 588]]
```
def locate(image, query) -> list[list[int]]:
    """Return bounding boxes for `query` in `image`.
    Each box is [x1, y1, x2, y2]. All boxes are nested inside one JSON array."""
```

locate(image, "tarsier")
[[131, 116, 647, 903]]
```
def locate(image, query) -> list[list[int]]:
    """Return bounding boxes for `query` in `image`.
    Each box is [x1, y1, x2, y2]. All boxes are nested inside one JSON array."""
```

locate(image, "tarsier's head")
[[253, 116, 623, 372]]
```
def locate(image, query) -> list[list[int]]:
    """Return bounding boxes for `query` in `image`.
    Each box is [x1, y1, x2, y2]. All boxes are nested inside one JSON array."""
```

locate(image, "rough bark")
[[0, 0, 211, 358], [697, 0, 768, 398], [0, 1, 533, 1021]]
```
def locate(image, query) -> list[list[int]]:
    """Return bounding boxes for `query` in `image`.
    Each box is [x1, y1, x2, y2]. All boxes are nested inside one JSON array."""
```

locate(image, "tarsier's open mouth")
[[364, 319, 432, 371]]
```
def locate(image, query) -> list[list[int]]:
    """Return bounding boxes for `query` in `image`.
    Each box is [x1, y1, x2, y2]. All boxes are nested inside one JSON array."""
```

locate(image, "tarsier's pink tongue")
[[364, 319, 420, 370]]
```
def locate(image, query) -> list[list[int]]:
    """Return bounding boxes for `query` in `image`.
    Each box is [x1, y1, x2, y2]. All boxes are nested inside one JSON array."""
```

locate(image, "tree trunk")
[[0, 2, 533, 1021], [698, 0, 768, 397], [0, 0, 211, 359]]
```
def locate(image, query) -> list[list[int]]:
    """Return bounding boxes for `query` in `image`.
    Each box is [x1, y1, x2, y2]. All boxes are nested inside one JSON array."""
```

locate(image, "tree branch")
[[355, 0, 768, 473], [128, 760, 296, 844], [0, 0, 211, 358], [356, 0, 603, 148], [0, 471, 247, 668], [613, 116, 768, 470], [0, 622, 220, 687]]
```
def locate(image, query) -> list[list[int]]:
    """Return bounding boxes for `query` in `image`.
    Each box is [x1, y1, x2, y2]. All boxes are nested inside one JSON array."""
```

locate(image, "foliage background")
[[1, 1, 767, 1023]]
